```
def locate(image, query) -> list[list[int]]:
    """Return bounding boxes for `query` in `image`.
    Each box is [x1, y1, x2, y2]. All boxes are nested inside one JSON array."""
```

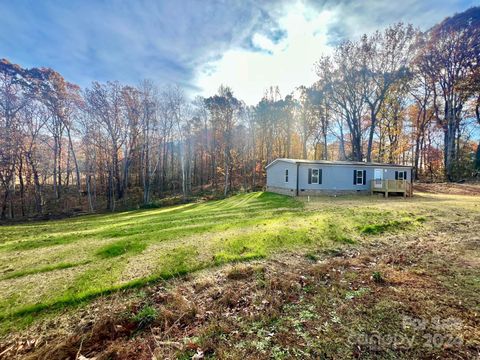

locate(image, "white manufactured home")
[[266, 158, 413, 197]]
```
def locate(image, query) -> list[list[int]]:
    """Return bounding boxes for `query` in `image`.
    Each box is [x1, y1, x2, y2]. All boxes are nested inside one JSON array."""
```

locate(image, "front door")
[[374, 169, 383, 188]]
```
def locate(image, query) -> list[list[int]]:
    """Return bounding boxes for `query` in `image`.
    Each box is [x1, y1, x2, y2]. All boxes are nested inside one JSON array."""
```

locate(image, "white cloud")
[[2, 0, 475, 98], [195, 2, 334, 105], [251, 33, 279, 53]]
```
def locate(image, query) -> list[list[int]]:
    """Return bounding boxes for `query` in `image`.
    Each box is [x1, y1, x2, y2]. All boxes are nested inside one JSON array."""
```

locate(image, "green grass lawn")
[[0, 192, 428, 332]]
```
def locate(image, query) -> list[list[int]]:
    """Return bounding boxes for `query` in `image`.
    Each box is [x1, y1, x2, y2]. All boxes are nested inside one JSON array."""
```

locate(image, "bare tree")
[[85, 81, 128, 210], [317, 44, 367, 161], [361, 23, 417, 162], [418, 9, 480, 180], [205, 86, 242, 196]]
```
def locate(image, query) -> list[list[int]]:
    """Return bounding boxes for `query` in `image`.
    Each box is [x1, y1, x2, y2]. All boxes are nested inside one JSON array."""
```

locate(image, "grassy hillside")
[[1, 190, 479, 358], [0, 192, 426, 332]]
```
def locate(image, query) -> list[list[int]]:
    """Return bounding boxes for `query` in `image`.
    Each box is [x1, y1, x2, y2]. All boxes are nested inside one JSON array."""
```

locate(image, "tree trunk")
[[53, 135, 58, 198], [224, 146, 229, 197], [338, 124, 347, 161], [475, 141, 480, 171], [414, 133, 422, 180], [323, 132, 328, 160], [112, 148, 123, 199], [67, 127, 81, 194], [179, 141, 186, 199], [366, 109, 376, 162], [18, 157, 25, 217], [444, 117, 456, 181], [57, 134, 63, 198], [353, 132, 363, 162], [86, 173, 94, 212], [302, 138, 307, 159], [0, 189, 8, 220], [142, 134, 150, 205], [26, 153, 42, 214]]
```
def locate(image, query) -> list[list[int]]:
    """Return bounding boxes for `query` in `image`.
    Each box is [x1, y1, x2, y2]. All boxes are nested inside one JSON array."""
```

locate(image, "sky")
[[0, 0, 477, 105]]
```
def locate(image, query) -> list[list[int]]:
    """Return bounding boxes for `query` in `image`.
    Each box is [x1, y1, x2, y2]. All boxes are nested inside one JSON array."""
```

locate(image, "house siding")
[[298, 163, 369, 193], [266, 161, 297, 196], [266, 159, 411, 196]]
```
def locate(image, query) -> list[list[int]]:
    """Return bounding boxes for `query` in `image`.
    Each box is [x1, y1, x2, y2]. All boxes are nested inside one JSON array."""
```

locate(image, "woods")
[[0, 7, 479, 219]]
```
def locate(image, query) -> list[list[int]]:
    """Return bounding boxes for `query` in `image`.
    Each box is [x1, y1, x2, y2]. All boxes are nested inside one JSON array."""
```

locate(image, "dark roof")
[[265, 158, 412, 169]]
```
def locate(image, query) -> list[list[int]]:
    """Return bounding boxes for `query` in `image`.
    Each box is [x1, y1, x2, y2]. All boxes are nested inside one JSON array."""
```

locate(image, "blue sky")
[[0, 0, 477, 104]]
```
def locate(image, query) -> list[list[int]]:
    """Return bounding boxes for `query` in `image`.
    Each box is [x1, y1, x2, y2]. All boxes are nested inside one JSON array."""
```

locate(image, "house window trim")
[[285, 169, 289, 183], [308, 168, 323, 185], [355, 169, 365, 186], [396, 170, 407, 181]]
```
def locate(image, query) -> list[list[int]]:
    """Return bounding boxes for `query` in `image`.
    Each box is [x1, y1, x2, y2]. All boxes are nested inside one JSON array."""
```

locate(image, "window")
[[356, 170, 364, 185], [312, 169, 319, 184], [354, 169, 366, 185], [285, 169, 289, 183], [308, 168, 323, 184], [395, 170, 408, 181]]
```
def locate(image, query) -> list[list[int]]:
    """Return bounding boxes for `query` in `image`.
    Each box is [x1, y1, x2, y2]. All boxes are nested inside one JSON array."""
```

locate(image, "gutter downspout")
[[296, 162, 299, 197]]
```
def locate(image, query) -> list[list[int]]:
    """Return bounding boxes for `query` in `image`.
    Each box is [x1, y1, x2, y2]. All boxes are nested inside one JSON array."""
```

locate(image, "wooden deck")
[[370, 180, 412, 198]]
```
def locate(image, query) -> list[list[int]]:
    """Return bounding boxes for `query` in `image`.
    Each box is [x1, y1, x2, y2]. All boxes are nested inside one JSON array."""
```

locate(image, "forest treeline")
[[0, 7, 479, 219]]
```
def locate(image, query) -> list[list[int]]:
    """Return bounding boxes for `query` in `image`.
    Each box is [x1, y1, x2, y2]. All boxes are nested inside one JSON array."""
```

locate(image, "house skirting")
[[266, 186, 296, 196], [297, 189, 370, 196], [267, 186, 370, 197]]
